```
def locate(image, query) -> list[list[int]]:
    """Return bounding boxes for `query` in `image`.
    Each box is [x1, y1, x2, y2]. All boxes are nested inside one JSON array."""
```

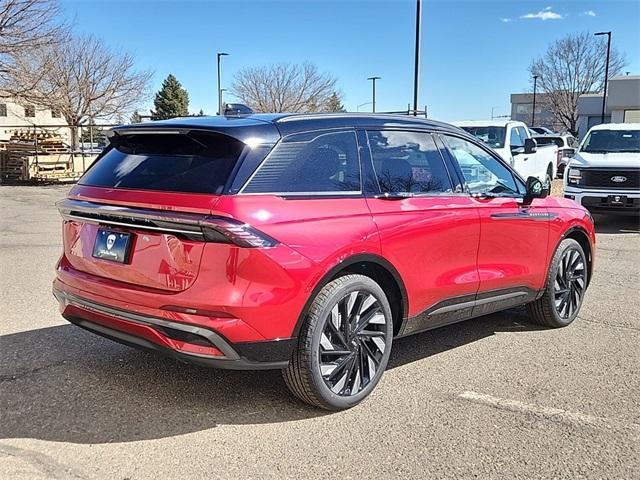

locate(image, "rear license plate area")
[[92, 228, 133, 263]]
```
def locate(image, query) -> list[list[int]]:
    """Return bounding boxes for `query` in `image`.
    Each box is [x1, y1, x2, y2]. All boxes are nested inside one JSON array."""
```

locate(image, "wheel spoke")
[[325, 316, 349, 349]]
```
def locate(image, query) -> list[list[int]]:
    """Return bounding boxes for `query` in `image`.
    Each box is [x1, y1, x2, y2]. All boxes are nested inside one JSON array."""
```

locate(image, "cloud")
[[521, 8, 563, 20], [581, 10, 596, 17], [501, 18, 512, 23]]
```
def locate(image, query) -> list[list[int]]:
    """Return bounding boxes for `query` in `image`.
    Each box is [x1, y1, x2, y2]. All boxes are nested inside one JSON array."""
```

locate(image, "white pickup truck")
[[564, 123, 640, 214], [454, 120, 558, 183]]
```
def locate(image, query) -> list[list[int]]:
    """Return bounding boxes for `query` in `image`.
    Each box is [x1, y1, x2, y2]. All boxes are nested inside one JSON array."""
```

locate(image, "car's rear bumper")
[[53, 286, 295, 370]]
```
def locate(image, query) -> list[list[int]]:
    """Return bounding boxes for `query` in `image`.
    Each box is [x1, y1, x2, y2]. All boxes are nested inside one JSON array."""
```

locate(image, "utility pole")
[[412, 0, 422, 116], [367, 76, 381, 113], [594, 31, 611, 124], [217, 52, 229, 115], [531, 75, 539, 127]]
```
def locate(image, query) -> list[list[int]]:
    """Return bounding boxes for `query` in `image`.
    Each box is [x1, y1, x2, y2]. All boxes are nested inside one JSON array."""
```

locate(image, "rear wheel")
[[527, 238, 587, 327], [545, 164, 553, 187], [283, 274, 393, 410]]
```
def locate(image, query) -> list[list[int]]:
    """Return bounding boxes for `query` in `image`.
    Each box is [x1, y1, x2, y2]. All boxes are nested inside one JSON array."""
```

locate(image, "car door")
[[440, 134, 551, 316], [510, 126, 532, 178], [362, 129, 481, 334]]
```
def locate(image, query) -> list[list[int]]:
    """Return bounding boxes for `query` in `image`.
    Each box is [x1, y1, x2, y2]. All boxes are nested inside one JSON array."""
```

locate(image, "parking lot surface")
[[1, 184, 639, 479]]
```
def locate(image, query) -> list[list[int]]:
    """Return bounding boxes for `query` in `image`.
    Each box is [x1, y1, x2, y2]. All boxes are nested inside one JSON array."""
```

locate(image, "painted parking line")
[[459, 391, 640, 433]]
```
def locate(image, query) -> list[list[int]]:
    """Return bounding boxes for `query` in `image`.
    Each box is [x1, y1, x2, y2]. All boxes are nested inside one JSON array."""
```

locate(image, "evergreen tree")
[[325, 92, 345, 112], [197, 109, 205, 116], [130, 110, 142, 123], [152, 74, 189, 119]]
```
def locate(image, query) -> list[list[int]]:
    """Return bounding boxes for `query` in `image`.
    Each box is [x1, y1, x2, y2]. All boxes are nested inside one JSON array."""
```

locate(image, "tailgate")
[[58, 192, 215, 292]]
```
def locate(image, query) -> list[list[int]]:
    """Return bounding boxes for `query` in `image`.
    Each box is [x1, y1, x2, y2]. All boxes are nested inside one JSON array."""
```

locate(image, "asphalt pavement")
[[1, 184, 639, 479]]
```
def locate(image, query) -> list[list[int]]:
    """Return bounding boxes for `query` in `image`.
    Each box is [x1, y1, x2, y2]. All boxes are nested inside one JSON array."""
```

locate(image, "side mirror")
[[524, 176, 549, 202], [524, 138, 537, 154]]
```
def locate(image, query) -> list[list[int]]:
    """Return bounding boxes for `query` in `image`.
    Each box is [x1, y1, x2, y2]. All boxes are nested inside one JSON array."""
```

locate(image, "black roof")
[[111, 113, 465, 144]]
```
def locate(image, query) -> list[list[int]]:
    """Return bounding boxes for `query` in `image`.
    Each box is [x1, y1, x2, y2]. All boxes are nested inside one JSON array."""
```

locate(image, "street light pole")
[[412, 0, 421, 116], [217, 52, 229, 115], [531, 75, 539, 127], [367, 76, 381, 113], [595, 31, 611, 124], [220, 89, 227, 113]]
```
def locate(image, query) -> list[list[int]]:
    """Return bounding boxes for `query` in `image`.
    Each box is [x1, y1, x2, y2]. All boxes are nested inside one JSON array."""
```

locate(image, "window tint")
[[367, 130, 452, 194], [459, 126, 506, 148], [80, 131, 245, 194], [535, 136, 563, 147], [510, 128, 524, 147], [242, 130, 360, 194], [443, 135, 520, 196]]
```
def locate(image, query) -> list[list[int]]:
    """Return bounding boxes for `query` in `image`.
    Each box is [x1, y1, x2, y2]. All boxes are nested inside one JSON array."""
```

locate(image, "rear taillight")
[[557, 149, 563, 165], [201, 217, 278, 248]]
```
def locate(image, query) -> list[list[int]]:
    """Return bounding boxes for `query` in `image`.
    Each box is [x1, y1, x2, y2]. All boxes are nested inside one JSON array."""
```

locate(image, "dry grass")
[[551, 179, 564, 197]]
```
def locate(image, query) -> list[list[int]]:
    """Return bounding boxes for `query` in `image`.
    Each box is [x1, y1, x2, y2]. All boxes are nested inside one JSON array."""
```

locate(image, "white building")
[[0, 94, 71, 143], [576, 76, 640, 138], [511, 75, 640, 139]]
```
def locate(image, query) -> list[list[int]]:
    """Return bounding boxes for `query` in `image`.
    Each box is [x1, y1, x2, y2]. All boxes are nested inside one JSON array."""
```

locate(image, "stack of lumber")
[[0, 130, 77, 181]]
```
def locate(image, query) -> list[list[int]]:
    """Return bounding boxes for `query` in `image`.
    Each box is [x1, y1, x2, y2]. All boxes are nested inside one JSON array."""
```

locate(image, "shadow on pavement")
[[0, 308, 542, 444], [593, 213, 640, 234]]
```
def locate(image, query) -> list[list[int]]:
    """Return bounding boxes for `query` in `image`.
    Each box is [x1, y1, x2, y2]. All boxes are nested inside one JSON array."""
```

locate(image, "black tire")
[[283, 274, 393, 410], [545, 165, 553, 186], [527, 238, 588, 327]]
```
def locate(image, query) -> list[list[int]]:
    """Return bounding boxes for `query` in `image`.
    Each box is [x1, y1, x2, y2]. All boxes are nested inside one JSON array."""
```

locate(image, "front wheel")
[[283, 274, 393, 410], [527, 238, 588, 327]]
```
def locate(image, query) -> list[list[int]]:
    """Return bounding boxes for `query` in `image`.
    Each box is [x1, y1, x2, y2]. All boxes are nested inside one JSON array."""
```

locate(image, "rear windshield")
[[459, 126, 506, 149], [80, 131, 245, 194], [534, 136, 563, 147]]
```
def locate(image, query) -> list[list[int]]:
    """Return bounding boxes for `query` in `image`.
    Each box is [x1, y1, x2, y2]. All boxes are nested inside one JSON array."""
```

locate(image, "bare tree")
[[0, 0, 67, 93], [232, 62, 337, 113], [529, 31, 626, 135], [6, 34, 152, 148]]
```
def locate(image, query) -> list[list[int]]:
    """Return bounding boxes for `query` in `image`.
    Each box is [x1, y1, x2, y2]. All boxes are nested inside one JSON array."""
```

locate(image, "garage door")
[[624, 110, 640, 122]]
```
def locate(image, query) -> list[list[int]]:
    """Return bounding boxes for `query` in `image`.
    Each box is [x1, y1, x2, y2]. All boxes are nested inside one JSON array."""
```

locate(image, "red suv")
[[53, 114, 595, 410]]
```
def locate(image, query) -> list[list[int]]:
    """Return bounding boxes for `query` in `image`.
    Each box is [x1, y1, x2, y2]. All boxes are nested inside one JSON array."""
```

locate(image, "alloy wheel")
[[554, 248, 586, 319], [318, 291, 389, 397]]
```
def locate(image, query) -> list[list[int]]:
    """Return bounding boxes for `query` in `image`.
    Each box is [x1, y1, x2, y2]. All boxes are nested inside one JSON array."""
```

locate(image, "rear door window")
[[367, 130, 453, 194], [80, 131, 245, 194], [241, 130, 361, 194]]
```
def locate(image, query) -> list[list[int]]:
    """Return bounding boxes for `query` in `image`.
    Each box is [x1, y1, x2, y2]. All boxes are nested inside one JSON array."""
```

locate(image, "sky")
[[59, 0, 640, 122]]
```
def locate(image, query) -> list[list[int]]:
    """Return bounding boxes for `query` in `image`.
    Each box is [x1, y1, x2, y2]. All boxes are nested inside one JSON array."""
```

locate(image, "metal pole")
[[367, 76, 381, 113], [531, 75, 538, 127], [595, 32, 611, 124], [372, 79, 376, 113], [217, 52, 228, 115], [412, 0, 422, 116]]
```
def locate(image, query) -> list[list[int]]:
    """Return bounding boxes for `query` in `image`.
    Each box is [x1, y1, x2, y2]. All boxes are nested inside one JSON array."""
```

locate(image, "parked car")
[[53, 114, 595, 410], [529, 126, 555, 135], [454, 120, 558, 183], [532, 133, 578, 178], [564, 123, 640, 214]]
